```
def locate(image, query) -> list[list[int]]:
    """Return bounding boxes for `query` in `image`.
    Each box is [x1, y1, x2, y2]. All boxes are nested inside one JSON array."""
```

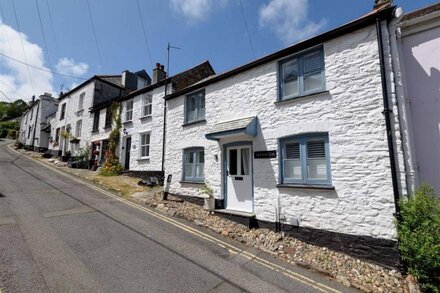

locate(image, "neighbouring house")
[[19, 93, 58, 151], [118, 61, 215, 175], [48, 70, 149, 168], [390, 3, 440, 195], [160, 2, 407, 267]]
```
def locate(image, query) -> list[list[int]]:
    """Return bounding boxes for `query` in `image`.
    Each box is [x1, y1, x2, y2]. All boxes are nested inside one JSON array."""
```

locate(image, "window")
[[75, 120, 82, 138], [185, 90, 205, 124], [142, 94, 152, 117], [78, 92, 85, 110], [27, 125, 32, 138], [55, 128, 60, 143], [30, 108, 34, 119], [92, 111, 99, 132], [60, 103, 66, 120], [105, 107, 112, 128], [183, 148, 204, 182], [125, 100, 133, 122], [279, 48, 324, 100], [280, 134, 331, 185], [139, 133, 150, 159]]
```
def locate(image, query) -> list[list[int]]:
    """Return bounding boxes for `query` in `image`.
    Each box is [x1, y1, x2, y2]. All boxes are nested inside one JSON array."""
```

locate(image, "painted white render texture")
[[164, 24, 406, 240]]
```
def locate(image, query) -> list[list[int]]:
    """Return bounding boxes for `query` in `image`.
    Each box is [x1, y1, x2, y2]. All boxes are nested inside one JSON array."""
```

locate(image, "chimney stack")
[[153, 63, 167, 84], [374, 0, 392, 9]]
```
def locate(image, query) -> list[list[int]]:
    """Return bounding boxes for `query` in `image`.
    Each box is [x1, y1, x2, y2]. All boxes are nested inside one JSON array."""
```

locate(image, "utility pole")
[[162, 42, 181, 200]]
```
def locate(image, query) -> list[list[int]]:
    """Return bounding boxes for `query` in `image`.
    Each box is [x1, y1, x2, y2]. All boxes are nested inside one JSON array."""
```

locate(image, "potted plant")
[[202, 183, 215, 211], [61, 151, 71, 162]]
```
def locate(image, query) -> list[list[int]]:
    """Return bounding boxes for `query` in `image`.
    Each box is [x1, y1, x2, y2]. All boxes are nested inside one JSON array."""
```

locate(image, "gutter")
[[375, 16, 401, 219]]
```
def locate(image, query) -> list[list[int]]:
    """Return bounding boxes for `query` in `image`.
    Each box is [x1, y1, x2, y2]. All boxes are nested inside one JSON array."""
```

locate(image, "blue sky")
[[0, 0, 437, 102]]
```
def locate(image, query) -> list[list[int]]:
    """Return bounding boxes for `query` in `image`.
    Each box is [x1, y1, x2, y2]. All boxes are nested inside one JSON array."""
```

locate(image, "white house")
[[390, 3, 440, 194], [48, 71, 149, 167], [118, 62, 215, 174], [19, 93, 58, 151], [161, 2, 406, 266]]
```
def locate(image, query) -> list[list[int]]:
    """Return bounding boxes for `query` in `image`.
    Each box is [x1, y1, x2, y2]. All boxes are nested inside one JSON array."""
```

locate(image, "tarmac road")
[[0, 140, 356, 293]]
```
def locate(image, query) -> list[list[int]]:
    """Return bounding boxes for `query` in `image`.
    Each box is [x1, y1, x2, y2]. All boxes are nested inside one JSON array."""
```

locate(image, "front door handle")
[[226, 170, 229, 176]]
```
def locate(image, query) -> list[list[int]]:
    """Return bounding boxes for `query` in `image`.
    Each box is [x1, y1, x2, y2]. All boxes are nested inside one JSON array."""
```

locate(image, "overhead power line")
[[85, 0, 104, 71], [0, 88, 13, 102], [0, 78, 27, 100], [136, 0, 153, 69], [35, 0, 52, 70], [45, 0, 60, 60], [239, 0, 256, 60], [0, 52, 87, 80], [11, 0, 36, 93]]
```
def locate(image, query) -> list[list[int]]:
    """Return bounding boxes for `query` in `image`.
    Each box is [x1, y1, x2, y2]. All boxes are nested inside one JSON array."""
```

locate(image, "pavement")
[[0, 139, 357, 293]]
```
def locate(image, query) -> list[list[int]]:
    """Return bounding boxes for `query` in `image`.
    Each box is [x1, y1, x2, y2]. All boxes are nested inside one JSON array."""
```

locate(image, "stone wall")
[[164, 25, 406, 240]]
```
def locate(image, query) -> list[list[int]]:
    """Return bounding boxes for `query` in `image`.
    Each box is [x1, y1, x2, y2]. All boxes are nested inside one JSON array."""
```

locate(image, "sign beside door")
[[254, 150, 276, 159]]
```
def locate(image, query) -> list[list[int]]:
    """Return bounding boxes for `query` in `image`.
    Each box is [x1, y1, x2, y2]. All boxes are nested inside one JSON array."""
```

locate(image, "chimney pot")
[[374, 0, 392, 9], [153, 62, 167, 84]]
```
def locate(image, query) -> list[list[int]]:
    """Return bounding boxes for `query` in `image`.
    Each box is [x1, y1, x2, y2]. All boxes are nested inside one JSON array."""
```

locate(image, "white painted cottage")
[[390, 3, 440, 195], [118, 62, 215, 173], [161, 3, 406, 266], [48, 71, 149, 168], [19, 93, 58, 151]]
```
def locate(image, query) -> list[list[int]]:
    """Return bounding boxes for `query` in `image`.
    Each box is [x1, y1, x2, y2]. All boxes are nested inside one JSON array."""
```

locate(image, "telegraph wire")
[[45, 0, 60, 60], [0, 78, 27, 100], [35, 0, 52, 70], [11, 0, 36, 94], [239, 0, 256, 60], [0, 88, 13, 102], [0, 52, 88, 80], [85, 0, 104, 72], [136, 0, 153, 69]]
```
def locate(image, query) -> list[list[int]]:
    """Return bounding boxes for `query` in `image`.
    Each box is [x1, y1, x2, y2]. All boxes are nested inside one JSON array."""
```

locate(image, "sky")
[[0, 0, 437, 102]]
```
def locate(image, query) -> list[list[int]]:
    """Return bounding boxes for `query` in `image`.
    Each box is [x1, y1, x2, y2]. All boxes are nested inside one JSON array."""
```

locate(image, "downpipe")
[[376, 17, 401, 220]]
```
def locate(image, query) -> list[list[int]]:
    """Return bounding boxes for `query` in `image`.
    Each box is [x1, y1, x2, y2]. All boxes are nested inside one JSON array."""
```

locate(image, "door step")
[[213, 209, 258, 229]]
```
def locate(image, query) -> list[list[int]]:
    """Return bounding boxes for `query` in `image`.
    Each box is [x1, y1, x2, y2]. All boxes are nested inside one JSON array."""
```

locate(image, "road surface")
[[0, 140, 356, 293]]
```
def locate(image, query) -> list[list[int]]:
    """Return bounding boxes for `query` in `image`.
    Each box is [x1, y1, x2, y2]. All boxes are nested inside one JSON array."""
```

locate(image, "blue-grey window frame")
[[184, 89, 205, 124], [182, 147, 205, 183], [279, 133, 331, 186], [277, 46, 325, 101]]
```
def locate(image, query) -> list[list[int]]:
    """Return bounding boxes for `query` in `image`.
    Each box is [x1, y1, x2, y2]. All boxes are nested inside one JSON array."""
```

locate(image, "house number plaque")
[[254, 151, 277, 159]]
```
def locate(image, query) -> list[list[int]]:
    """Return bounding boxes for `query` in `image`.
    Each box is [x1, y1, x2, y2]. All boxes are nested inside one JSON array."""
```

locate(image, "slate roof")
[[401, 2, 440, 22]]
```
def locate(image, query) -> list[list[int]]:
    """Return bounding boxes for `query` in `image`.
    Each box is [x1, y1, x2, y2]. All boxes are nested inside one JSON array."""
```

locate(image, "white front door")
[[225, 145, 253, 213]]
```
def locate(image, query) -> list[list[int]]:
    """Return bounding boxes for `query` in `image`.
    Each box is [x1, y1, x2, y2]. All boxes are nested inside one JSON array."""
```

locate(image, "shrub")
[[397, 184, 440, 292], [99, 151, 123, 176]]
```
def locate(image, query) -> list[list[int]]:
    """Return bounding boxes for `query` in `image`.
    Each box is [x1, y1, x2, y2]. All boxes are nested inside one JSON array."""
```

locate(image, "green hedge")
[[397, 184, 440, 292]]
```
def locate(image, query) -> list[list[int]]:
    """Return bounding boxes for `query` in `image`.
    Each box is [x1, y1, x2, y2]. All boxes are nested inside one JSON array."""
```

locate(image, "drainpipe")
[[31, 101, 40, 151], [161, 81, 168, 200], [376, 17, 401, 219]]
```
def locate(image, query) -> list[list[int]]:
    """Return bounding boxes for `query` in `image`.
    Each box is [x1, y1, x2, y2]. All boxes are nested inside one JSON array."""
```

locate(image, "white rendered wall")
[[119, 86, 166, 171], [165, 25, 406, 240]]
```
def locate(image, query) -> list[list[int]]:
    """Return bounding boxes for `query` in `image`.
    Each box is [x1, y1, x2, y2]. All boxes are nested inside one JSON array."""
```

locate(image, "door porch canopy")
[[205, 116, 257, 141]]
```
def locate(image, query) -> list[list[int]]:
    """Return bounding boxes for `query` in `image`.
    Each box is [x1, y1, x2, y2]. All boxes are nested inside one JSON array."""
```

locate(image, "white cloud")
[[170, 0, 227, 23], [0, 22, 54, 101], [55, 57, 88, 76], [259, 0, 326, 45]]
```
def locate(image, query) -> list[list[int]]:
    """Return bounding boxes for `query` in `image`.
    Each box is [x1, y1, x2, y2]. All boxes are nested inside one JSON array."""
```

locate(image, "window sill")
[[76, 109, 84, 115], [275, 90, 330, 105], [103, 126, 112, 130], [179, 181, 205, 185], [122, 120, 133, 125], [137, 157, 150, 161], [140, 115, 152, 120], [277, 184, 335, 190], [91, 129, 99, 133], [182, 119, 206, 127]]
